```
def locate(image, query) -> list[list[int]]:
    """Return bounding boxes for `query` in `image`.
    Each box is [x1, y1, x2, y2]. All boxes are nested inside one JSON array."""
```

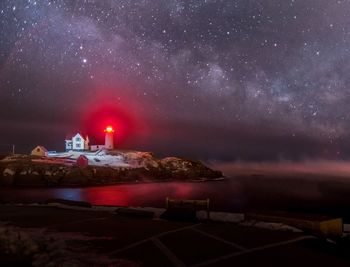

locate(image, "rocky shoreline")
[[0, 153, 223, 187]]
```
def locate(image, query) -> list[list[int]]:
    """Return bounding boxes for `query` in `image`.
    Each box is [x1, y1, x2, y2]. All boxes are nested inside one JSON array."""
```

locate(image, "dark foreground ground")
[[0, 205, 350, 266]]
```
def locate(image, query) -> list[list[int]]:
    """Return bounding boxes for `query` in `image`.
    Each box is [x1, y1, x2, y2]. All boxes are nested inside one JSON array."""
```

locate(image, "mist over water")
[[210, 160, 350, 218], [212, 160, 350, 178]]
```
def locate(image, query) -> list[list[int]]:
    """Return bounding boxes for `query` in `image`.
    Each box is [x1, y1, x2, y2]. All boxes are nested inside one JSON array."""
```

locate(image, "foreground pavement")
[[0, 204, 349, 266]]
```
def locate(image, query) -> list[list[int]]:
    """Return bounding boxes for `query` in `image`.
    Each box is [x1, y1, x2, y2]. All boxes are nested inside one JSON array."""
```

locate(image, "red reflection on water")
[[82, 186, 131, 206], [0, 181, 237, 209], [78, 183, 198, 206]]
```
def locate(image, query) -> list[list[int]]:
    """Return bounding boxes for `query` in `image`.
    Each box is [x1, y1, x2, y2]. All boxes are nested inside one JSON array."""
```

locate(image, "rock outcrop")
[[0, 152, 223, 187]]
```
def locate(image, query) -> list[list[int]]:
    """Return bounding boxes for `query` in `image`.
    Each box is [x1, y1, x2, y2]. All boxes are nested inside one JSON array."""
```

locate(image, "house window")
[[76, 143, 81, 148], [76, 137, 81, 141]]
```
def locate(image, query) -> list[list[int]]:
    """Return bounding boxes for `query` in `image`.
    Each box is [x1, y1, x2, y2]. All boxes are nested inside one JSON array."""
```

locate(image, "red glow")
[[104, 126, 114, 133], [80, 103, 147, 146], [77, 84, 150, 147]]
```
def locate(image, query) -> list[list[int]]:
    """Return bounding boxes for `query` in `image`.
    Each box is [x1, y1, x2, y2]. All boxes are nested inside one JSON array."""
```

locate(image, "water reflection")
[[0, 180, 241, 210], [80, 182, 227, 207], [55, 188, 83, 201], [2, 175, 350, 217]]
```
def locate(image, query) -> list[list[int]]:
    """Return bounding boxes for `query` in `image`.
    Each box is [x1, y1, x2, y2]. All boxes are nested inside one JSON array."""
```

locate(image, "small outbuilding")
[[31, 146, 48, 157], [76, 155, 89, 167]]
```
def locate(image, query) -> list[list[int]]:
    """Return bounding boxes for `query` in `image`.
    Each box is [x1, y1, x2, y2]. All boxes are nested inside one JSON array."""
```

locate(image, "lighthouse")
[[104, 126, 115, 150]]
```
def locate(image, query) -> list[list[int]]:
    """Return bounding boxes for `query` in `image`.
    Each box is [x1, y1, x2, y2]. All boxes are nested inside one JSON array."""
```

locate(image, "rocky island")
[[0, 150, 223, 187]]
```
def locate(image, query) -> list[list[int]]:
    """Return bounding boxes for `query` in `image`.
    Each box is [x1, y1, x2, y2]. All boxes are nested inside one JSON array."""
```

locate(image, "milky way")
[[1, 0, 350, 160]]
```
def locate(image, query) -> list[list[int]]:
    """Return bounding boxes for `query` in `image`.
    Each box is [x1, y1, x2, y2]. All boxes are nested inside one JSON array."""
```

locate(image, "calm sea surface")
[[2, 173, 350, 221]]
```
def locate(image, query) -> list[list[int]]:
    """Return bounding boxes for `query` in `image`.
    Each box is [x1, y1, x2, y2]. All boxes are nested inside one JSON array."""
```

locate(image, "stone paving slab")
[[196, 223, 303, 249], [116, 240, 176, 267], [204, 239, 350, 267], [159, 228, 238, 266], [0, 205, 350, 267]]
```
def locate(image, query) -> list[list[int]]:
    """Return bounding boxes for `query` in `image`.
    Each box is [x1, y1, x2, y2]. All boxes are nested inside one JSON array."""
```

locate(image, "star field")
[[1, 0, 350, 160]]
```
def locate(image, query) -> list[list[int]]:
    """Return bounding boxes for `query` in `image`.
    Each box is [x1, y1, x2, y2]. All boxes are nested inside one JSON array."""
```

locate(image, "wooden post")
[[207, 198, 210, 219], [166, 197, 169, 209]]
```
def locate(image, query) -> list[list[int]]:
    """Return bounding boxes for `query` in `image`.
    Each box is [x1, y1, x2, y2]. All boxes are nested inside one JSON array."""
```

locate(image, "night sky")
[[1, 0, 350, 161]]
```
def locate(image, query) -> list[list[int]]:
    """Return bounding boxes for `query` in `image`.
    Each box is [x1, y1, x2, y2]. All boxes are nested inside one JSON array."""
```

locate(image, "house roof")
[[77, 154, 88, 160], [65, 132, 89, 141]]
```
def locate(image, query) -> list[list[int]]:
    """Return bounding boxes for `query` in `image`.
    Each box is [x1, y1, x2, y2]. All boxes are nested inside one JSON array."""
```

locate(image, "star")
[[0, 0, 349, 160]]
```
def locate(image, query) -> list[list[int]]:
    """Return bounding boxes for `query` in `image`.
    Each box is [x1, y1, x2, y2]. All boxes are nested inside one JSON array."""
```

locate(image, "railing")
[[166, 197, 210, 219], [0, 144, 15, 154]]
